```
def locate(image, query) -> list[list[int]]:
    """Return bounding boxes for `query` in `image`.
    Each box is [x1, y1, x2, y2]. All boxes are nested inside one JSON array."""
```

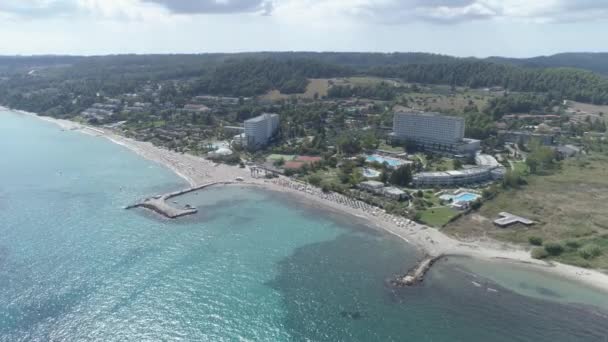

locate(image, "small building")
[[498, 130, 555, 146], [493, 212, 534, 228], [183, 104, 211, 113], [359, 181, 385, 193], [383, 187, 408, 201], [555, 145, 581, 158], [475, 154, 500, 168], [223, 126, 245, 135], [207, 147, 233, 157]]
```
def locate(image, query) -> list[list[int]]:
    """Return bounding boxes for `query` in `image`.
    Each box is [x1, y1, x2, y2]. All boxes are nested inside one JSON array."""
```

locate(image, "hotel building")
[[244, 113, 280, 150], [391, 111, 480, 156]]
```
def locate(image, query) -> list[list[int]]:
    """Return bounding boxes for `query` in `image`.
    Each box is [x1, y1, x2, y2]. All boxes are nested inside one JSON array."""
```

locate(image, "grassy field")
[[261, 79, 331, 101], [419, 207, 459, 227], [377, 142, 406, 154], [567, 100, 608, 117], [402, 92, 492, 114], [427, 158, 456, 172], [512, 161, 529, 174], [336, 76, 404, 87], [267, 154, 296, 161], [444, 153, 608, 269]]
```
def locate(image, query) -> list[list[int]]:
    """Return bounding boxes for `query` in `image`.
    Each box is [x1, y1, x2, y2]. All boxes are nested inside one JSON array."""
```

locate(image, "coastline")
[[4, 107, 608, 295]]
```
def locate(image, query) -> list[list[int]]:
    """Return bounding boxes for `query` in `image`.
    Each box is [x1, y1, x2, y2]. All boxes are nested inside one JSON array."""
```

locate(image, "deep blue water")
[[1, 110, 608, 341]]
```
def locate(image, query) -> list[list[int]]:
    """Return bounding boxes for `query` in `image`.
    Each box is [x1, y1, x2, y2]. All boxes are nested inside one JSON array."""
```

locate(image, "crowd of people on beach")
[[265, 177, 422, 231]]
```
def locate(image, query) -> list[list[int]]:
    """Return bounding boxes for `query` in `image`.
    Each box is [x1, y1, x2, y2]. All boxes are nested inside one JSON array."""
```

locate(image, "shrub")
[[579, 244, 602, 260], [308, 175, 322, 186], [565, 240, 581, 249], [273, 158, 285, 167], [532, 247, 549, 259], [544, 242, 564, 256], [470, 199, 482, 210], [528, 236, 543, 246]]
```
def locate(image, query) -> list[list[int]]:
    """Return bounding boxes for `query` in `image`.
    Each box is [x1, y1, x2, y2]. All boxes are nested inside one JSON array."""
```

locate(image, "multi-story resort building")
[[243, 113, 280, 150], [412, 154, 505, 188], [497, 130, 555, 146], [412, 168, 498, 188], [391, 111, 480, 156]]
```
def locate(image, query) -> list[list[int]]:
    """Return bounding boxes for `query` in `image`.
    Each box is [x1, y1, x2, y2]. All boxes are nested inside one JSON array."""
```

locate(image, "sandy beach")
[[6, 107, 608, 294]]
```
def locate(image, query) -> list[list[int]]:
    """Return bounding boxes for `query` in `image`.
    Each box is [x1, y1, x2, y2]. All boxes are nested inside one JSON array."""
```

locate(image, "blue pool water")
[[366, 155, 405, 168], [363, 168, 381, 178], [453, 192, 480, 202]]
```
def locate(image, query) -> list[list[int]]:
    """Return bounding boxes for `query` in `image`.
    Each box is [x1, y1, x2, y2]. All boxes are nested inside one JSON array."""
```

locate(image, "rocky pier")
[[126, 181, 233, 219], [391, 255, 444, 287]]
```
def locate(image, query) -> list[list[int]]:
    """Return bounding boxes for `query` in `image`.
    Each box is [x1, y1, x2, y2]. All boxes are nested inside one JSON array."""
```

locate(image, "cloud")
[[273, 0, 608, 25], [142, 0, 274, 15], [0, 0, 77, 18], [0, 0, 171, 20], [2, 0, 608, 24]]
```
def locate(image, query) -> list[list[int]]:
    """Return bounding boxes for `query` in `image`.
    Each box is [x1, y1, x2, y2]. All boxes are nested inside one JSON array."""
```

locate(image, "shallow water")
[[1, 110, 608, 341]]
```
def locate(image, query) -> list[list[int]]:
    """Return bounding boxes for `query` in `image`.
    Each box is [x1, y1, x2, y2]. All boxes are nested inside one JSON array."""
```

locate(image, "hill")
[[486, 53, 608, 75]]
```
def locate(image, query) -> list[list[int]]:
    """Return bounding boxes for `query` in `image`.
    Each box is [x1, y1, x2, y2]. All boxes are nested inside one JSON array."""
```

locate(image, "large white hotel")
[[244, 113, 280, 150], [391, 111, 480, 156]]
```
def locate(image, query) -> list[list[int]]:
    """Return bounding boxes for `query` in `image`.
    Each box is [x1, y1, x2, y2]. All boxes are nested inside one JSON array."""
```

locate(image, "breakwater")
[[126, 181, 234, 218], [392, 255, 445, 287]]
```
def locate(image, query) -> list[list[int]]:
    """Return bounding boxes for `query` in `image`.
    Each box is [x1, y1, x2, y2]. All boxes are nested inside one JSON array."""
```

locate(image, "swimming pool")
[[453, 192, 480, 203], [366, 155, 406, 168], [363, 168, 381, 178]]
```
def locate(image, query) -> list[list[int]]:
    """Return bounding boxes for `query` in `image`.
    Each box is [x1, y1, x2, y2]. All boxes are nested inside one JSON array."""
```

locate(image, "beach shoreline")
[[5, 107, 608, 295]]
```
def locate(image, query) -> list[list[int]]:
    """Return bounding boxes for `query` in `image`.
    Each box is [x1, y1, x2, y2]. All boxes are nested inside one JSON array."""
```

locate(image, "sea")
[[1, 110, 608, 341]]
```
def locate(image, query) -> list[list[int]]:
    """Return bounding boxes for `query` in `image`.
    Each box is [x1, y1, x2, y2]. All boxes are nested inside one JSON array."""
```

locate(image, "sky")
[[0, 0, 607, 57]]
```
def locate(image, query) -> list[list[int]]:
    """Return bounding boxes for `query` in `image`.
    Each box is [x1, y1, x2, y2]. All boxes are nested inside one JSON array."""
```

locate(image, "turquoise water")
[[2, 110, 608, 341], [363, 168, 381, 178], [366, 154, 405, 168], [454, 192, 480, 202]]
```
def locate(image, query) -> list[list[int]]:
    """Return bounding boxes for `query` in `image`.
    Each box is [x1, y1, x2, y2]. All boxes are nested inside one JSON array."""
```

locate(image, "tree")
[[336, 134, 362, 155], [526, 144, 557, 174], [389, 165, 412, 187], [273, 158, 286, 167], [502, 170, 526, 188], [361, 133, 379, 150], [379, 170, 389, 184], [453, 159, 463, 170], [308, 175, 322, 186]]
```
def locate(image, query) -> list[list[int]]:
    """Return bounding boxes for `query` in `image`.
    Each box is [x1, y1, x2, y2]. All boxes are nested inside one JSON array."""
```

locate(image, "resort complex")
[[391, 111, 481, 156]]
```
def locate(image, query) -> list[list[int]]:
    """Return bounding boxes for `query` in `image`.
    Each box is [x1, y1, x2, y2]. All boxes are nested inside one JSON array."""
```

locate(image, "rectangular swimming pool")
[[453, 193, 480, 203], [366, 155, 406, 168]]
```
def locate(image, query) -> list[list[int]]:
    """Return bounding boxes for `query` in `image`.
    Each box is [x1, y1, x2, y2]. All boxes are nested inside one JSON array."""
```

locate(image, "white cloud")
[[272, 0, 608, 25], [142, 0, 273, 15], [2, 0, 608, 24]]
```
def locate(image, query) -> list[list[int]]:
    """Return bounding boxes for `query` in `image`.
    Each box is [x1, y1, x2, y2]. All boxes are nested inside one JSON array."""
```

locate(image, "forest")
[[1, 52, 608, 119]]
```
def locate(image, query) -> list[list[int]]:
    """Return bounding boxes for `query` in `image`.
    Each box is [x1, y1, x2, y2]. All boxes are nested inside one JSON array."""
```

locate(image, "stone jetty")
[[391, 255, 444, 287], [126, 181, 232, 219]]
